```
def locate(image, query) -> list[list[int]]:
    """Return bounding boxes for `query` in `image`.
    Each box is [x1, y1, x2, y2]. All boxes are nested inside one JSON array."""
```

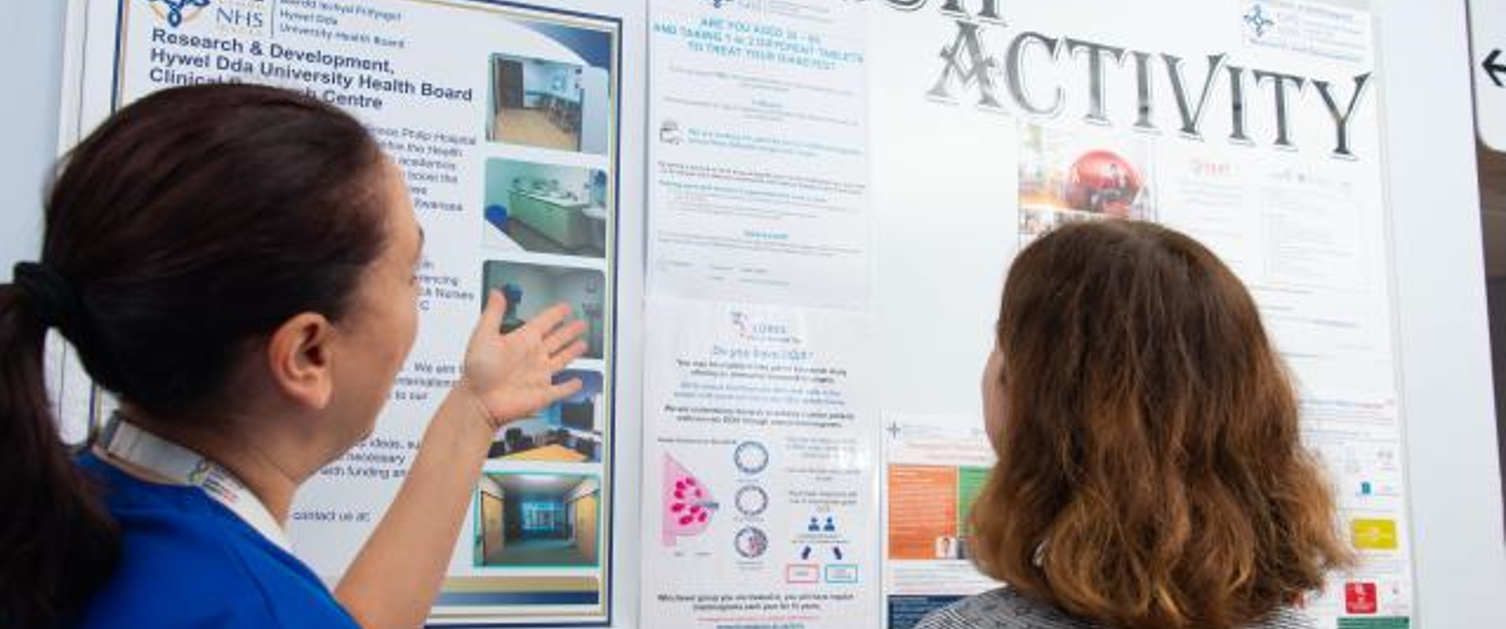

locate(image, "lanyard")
[[97, 413, 292, 551]]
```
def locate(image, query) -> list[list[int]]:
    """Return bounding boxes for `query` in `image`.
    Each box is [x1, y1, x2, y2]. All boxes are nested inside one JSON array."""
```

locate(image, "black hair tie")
[[12, 262, 136, 393], [12, 262, 82, 332]]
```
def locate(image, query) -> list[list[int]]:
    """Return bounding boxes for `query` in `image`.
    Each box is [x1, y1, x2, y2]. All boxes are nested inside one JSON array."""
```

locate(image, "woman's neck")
[[114, 406, 303, 524]]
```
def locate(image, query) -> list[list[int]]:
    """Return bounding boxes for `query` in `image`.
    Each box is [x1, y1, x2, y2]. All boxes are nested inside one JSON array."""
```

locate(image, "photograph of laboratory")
[[486, 369, 604, 463], [481, 260, 606, 359], [475, 474, 602, 568], [483, 158, 609, 258], [488, 52, 611, 155]]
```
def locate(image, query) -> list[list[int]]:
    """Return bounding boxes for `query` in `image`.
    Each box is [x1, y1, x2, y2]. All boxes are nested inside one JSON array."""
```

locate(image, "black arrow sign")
[[1487, 49, 1506, 88]]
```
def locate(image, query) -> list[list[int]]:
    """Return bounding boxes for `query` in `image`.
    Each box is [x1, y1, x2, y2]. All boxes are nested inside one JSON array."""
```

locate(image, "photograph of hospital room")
[[483, 158, 609, 258], [487, 370, 604, 463], [481, 261, 606, 360], [488, 53, 611, 155], [475, 474, 601, 568]]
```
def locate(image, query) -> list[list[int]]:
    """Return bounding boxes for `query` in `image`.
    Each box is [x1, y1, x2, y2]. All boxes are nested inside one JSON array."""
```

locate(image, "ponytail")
[[0, 82, 387, 626], [0, 276, 119, 627]]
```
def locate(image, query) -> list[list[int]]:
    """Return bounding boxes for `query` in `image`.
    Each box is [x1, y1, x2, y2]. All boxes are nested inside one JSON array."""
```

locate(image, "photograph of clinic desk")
[[476, 474, 602, 568], [482, 260, 606, 359], [487, 369, 604, 463], [489, 53, 610, 155], [483, 158, 608, 258]]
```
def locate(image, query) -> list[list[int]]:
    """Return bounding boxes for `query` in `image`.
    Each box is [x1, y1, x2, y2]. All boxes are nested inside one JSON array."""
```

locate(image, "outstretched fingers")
[[549, 378, 584, 402], [522, 302, 575, 339], [477, 289, 507, 338], [550, 341, 588, 372], [544, 319, 588, 356]]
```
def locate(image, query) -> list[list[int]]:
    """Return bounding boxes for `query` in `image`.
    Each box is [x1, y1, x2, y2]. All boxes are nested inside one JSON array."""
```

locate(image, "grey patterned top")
[[915, 588, 1319, 629]]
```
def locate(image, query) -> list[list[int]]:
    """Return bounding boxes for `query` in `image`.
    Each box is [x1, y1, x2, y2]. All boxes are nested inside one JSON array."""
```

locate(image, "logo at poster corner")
[[147, 0, 268, 34], [729, 311, 801, 345], [1243, 3, 1276, 38], [659, 119, 683, 145], [148, 0, 211, 28], [730, 311, 753, 337]]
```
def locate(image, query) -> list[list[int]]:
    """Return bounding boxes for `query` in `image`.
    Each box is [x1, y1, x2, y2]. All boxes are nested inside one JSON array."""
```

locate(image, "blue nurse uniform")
[[72, 454, 362, 629]]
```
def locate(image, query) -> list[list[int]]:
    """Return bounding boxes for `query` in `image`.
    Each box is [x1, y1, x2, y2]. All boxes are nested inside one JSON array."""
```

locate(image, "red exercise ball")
[[1065, 150, 1142, 217]]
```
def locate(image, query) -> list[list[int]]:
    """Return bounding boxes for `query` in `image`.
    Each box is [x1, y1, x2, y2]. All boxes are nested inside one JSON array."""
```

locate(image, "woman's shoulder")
[[1251, 607, 1322, 629], [913, 588, 1100, 629], [72, 456, 358, 629], [913, 588, 1321, 629], [74, 500, 282, 629]]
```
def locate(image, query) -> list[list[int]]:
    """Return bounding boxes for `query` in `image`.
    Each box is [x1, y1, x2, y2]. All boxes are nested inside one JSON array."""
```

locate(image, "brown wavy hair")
[[970, 220, 1354, 629]]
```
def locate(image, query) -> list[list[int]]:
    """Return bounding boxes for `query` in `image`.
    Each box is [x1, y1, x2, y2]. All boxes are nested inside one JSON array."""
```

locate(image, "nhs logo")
[[146, 0, 268, 35], [147, 0, 211, 27]]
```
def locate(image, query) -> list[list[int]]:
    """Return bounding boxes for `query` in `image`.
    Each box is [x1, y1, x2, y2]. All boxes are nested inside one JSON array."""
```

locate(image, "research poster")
[[867, 1, 1415, 627], [881, 414, 999, 629], [80, 0, 641, 624], [647, 0, 872, 311], [640, 298, 880, 629]]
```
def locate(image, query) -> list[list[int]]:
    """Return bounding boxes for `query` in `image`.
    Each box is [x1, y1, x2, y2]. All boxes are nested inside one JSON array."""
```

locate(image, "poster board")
[[61, 0, 647, 625], [641, 2, 880, 627], [642, 1, 1415, 628], [54, 1, 1434, 628], [862, 1, 1415, 625]]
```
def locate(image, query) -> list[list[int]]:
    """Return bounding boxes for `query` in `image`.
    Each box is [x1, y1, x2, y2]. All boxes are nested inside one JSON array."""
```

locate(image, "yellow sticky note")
[[1351, 518, 1399, 550]]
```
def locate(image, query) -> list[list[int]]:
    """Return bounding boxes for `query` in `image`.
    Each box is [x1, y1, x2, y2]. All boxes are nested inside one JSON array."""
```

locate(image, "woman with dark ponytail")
[[0, 83, 588, 629], [0, 267, 120, 625]]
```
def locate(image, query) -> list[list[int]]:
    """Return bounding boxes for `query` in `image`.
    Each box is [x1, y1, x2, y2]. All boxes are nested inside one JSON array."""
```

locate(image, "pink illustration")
[[663, 454, 718, 546]]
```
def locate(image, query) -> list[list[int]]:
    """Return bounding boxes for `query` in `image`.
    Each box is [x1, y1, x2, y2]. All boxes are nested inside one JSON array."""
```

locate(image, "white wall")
[[1380, 0, 1506, 625], [0, 2, 67, 279]]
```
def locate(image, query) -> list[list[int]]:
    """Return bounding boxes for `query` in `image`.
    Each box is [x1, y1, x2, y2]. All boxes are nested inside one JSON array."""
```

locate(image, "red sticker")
[[1345, 582, 1378, 614]]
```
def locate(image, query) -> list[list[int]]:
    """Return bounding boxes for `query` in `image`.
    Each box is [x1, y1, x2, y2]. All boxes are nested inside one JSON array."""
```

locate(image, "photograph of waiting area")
[[475, 474, 602, 568], [481, 261, 606, 360], [483, 158, 609, 258], [487, 50, 611, 155], [487, 370, 604, 463]]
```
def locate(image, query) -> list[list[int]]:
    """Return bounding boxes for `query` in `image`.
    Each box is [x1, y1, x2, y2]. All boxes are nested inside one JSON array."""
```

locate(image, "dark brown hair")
[[970, 220, 1354, 629], [0, 84, 387, 627]]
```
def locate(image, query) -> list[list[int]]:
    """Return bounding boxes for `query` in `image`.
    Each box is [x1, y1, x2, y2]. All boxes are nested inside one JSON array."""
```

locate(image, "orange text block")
[[888, 465, 958, 560]]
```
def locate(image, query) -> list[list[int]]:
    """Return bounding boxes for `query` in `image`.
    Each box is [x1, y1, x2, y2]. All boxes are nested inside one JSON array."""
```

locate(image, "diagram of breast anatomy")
[[663, 453, 719, 546]]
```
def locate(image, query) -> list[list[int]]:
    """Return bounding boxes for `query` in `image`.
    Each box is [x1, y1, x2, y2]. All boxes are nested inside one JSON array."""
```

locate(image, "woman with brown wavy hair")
[[918, 220, 1355, 629]]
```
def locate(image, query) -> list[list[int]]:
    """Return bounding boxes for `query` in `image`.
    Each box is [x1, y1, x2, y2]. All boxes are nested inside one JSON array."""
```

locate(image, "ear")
[[265, 312, 336, 411]]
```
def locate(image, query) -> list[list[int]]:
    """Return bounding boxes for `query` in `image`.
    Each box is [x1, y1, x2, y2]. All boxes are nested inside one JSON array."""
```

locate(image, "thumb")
[[476, 289, 506, 340]]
